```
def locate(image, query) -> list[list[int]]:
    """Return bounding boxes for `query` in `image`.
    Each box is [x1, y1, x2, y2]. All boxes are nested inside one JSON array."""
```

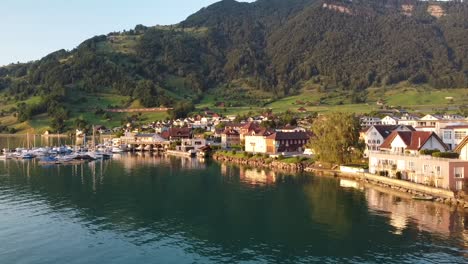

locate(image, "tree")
[[307, 112, 362, 165], [134, 79, 157, 107], [168, 101, 195, 119]]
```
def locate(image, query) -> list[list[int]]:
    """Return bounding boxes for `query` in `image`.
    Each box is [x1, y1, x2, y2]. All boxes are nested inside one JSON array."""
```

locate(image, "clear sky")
[[0, 0, 253, 66]]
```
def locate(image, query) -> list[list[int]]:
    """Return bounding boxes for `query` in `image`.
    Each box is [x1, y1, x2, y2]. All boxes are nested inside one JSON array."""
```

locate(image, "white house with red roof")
[[362, 125, 415, 154], [379, 131, 447, 155]]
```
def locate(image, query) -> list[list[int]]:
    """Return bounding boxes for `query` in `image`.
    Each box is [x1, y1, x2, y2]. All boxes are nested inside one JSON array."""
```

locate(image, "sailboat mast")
[[92, 125, 95, 151]]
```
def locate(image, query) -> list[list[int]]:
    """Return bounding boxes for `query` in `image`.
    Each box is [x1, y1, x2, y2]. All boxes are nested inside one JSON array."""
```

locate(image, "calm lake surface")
[[0, 154, 467, 263]]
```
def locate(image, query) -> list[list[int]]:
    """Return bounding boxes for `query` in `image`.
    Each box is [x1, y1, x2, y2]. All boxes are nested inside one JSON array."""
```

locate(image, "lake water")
[[0, 154, 467, 263]]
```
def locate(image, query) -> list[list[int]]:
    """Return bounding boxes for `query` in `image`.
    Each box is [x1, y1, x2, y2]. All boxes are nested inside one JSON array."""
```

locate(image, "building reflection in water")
[[240, 168, 276, 185], [220, 164, 277, 185], [111, 153, 207, 172], [365, 185, 465, 236]]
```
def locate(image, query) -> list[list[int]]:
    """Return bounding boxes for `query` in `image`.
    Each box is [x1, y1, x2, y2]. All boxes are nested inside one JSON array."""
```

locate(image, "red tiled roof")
[[380, 131, 447, 151]]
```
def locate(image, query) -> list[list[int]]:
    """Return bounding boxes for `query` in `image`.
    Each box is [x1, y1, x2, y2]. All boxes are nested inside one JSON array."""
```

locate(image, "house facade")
[[381, 116, 399, 125], [245, 131, 310, 154], [176, 138, 206, 152], [221, 129, 240, 148], [360, 116, 382, 128], [265, 132, 310, 154], [440, 125, 468, 150], [369, 151, 468, 191]]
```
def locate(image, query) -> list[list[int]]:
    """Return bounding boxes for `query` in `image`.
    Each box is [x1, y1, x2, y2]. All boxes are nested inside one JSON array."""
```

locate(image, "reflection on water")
[[240, 168, 276, 185], [366, 187, 453, 235], [0, 156, 467, 263]]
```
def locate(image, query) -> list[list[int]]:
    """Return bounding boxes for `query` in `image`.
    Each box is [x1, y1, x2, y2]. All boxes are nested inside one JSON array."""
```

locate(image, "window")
[[454, 167, 464, 178], [455, 131, 467, 140], [443, 131, 452, 140], [377, 140, 381, 144], [434, 166, 441, 177], [408, 161, 415, 171], [423, 164, 431, 173], [456, 181, 463, 191]]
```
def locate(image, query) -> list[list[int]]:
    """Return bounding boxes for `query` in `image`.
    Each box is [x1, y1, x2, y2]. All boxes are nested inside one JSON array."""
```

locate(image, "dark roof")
[[247, 127, 274, 136], [223, 129, 239, 136], [266, 131, 310, 140], [241, 122, 260, 131], [371, 125, 415, 139], [380, 131, 447, 151]]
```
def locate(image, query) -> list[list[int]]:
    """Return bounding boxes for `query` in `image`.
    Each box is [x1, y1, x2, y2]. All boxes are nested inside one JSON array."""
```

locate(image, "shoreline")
[[212, 152, 308, 172], [212, 151, 468, 210]]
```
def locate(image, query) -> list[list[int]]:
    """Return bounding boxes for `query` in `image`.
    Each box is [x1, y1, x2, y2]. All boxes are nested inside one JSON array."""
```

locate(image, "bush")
[[278, 154, 285, 160], [420, 149, 440, 155], [231, 150, 237, 155], [247, 153, 254, 158], [432, 152, 459, 159]]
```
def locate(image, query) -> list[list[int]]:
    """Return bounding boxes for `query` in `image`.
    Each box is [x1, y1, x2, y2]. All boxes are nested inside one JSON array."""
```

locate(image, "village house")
[[244, 128, 274, 154], [176, 138, 207, 152], [440, 125, 468, 150], [381, 116, 399, 125], [359, 116, 382, 128], [245, 130, 310, 155], [379, 130, 447, 155], [369, 152, 467, 191], [221, 129, 240, 148], [161, 127, 192, 142], [397, 114, 420, 127], [361, 125, 415, 154], [239, 122, 262, 141]]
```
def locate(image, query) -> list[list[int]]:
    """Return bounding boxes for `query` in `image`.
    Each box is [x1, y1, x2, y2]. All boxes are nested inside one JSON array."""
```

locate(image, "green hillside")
[[0, 0, 467, 133]]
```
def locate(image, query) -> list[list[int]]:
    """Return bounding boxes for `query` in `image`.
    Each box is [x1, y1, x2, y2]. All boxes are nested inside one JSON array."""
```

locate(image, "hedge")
[[432, 152, 459, 159]]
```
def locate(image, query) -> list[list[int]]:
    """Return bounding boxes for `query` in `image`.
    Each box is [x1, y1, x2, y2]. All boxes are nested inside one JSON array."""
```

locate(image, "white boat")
[[144, 145, 152, 151], [112, 147, 124, 153], [135, 145, 144, 151]]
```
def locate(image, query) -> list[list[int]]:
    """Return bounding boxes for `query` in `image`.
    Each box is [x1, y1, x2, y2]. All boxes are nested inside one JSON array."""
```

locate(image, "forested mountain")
[[0, 0, 467, 127]]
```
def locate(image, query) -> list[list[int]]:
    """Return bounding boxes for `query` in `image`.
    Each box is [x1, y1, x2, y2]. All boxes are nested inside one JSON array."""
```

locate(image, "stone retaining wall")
[[213, 153, 304, 171], [360, 173, 455, 199]]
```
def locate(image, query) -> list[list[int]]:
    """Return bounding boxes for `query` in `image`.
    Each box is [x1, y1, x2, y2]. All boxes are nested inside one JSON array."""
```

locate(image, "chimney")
[[418, 137, 421, 148]]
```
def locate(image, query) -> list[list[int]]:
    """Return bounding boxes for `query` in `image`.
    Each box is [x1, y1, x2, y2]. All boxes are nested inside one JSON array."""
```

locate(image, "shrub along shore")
[[212, 151, 314, 172]]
